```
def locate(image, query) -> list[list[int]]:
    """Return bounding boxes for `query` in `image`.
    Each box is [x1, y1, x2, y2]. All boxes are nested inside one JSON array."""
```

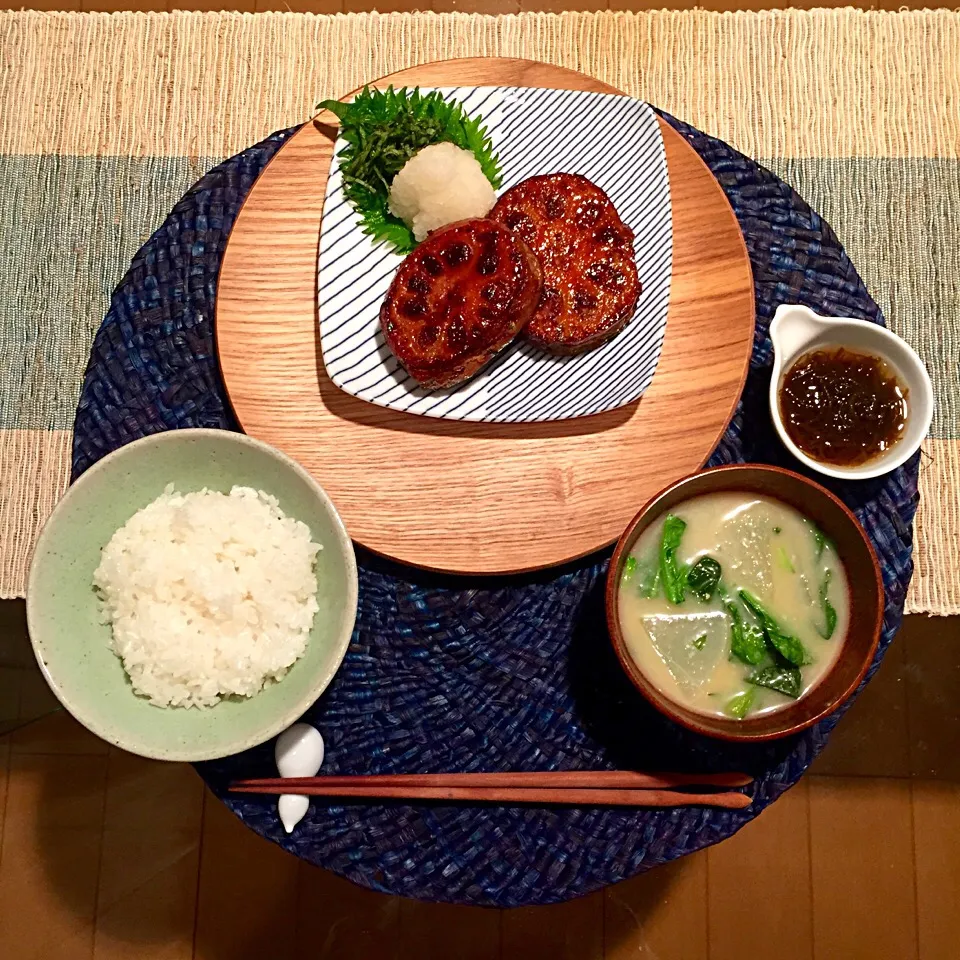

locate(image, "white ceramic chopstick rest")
[[274, 723, 325, 833]]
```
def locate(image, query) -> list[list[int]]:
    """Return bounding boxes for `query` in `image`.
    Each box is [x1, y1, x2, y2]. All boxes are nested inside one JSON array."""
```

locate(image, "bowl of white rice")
[[27, 429, 358, 761]]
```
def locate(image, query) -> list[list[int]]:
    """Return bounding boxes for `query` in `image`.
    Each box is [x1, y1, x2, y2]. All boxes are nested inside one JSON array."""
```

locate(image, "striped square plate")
[[317, 87, 673, 422]]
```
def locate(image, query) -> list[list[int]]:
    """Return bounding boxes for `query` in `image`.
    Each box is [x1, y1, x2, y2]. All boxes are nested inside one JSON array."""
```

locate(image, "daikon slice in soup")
[[617, 492, 849, 720]]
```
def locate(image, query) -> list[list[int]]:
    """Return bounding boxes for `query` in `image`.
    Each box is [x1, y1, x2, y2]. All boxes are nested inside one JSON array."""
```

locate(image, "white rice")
[[388, 142, 496, 241], [94, 485, 321, 709]]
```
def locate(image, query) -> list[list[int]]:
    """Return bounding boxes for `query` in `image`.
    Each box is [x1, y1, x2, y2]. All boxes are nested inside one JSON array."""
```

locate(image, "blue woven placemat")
[[72, 113, 919, 908]]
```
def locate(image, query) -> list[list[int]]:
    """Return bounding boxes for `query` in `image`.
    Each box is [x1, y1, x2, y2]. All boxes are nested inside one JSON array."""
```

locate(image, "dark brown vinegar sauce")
[[779, 347, 909, 466]]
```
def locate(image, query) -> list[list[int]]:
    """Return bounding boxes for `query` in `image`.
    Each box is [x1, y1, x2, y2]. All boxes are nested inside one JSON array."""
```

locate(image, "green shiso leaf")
[[317, 86, 502, 254]]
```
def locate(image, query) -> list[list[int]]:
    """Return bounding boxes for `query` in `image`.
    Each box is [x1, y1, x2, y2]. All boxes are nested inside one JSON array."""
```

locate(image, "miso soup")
[[618, 493, 849, 720]]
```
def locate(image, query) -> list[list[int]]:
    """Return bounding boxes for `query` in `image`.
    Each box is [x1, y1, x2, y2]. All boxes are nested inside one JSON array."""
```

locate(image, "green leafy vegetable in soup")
[[731, 620, 767, 666], [810, 522, 830, 561], [747, 662, 802, 699], [636, 554, 661, 599], [726, 689, 755, 719], [617, 493, 849, 721], [687, 557, 721, 601], [817, 568, 838, 640], [658, 514, 688, 605], [717, 575, 768, 665], [776, 545, 795, 573], [738, 590, 809, 667], [318, 87, 502, 254]]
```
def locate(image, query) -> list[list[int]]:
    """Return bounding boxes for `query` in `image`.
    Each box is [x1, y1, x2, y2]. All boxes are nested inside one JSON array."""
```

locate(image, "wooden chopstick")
[[228, 782, 750, 809], [228, 771, 753, 809], [233, 770, 752, 791]]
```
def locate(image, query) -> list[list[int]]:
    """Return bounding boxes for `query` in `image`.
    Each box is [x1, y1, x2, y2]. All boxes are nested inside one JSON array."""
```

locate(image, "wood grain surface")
[[216, 58, 755, 574]]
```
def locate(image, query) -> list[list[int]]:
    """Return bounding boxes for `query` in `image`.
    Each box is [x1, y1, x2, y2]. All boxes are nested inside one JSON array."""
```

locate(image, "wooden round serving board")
[[216, 59, 755, 575]]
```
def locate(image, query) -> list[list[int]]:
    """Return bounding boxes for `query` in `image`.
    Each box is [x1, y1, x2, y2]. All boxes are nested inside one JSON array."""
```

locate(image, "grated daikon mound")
[[388, 142, 496, 241], [94, 485, 321, 709]]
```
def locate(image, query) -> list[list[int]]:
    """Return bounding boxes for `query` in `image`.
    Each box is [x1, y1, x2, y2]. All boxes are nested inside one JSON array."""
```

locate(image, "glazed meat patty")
[[381, 219, 542, 389], [490, 173, 641, 354]]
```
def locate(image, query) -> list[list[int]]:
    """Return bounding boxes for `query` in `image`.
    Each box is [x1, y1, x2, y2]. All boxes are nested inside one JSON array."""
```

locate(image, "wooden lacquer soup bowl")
[[605, 465, 884, 742]]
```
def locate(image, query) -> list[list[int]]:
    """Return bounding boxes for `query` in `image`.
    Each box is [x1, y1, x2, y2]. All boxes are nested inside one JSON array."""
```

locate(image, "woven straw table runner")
[[1, 9, 958, 612]]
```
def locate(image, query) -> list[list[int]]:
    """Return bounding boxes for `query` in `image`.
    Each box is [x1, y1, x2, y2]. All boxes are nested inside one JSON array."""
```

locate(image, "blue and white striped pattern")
[[317, 87, 672, 422]]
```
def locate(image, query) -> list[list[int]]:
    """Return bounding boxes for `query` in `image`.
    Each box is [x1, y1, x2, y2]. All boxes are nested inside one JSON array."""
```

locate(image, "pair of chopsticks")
[[229, 770, 753, 809]]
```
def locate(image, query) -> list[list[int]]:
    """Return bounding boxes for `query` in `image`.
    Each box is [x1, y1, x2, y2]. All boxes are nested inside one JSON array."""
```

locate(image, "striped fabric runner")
[[1, 10, 957, 612]]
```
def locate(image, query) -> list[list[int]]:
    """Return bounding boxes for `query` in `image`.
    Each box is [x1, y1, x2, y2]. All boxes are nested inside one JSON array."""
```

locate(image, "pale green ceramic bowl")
[[27, 429, 358, 762]]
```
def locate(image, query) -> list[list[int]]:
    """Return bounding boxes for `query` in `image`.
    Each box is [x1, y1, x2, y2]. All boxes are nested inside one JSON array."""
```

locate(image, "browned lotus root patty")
[[491, 173, 641, 354], [381, 219, 543, 388]]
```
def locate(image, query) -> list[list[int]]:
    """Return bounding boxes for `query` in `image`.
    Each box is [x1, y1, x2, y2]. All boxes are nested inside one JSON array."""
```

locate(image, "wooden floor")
[[2, 600, 959, 959]]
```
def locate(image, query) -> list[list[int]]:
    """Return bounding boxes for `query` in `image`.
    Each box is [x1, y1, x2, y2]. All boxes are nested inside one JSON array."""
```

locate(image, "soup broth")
[[618, 492, 849, 720]]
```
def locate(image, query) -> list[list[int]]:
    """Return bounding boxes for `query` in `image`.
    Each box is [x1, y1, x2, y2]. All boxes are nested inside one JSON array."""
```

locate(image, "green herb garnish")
[[658, 515, 688, 605], [318, 86, 502, 254], [686, 556, 721, 602], [622, 556, 638, 582], [691, 633, 708, 651]]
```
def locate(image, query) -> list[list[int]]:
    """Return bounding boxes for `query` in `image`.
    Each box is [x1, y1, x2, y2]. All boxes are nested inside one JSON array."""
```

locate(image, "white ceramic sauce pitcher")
[[769, 305, 933, 480]]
